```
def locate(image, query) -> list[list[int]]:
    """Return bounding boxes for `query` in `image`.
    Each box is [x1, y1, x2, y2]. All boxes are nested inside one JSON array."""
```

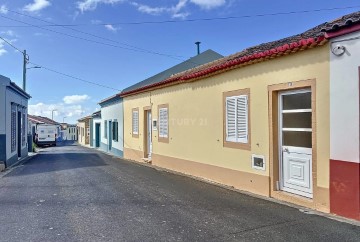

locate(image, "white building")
[[90, 95, 123, 157], [0, 75, 31, 170], [60, 123, 77, 141]]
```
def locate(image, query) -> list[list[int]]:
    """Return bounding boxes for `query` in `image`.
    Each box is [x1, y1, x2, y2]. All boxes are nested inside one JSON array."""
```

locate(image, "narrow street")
[[0, 142, 359, 242]]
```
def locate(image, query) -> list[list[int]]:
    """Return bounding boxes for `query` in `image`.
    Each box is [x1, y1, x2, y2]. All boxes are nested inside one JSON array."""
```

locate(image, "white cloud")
[[63, 94, 90, 104], [131, 0, 189, 18], [23, 0, 51, 12], [1, 30, 17, 37], [131, 0, 224, 19], [104, 24, 119, 32], [0, 37, 18, 57], [0, 4, 8, 14], [0, 48, 7, 56], [77, 0, 124, 13], [28, 102, 88, 123], [131, 2, 166, 15], [190, 0, 226, 9]]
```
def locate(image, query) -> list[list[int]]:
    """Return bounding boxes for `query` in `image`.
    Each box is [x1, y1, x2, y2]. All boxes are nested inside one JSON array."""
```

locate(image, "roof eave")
[[121, 36, 327, 98]]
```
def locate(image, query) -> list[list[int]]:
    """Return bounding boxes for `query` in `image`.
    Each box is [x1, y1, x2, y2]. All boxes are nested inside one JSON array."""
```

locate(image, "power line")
[[0, 36, 24, 54], [28, 61, 121, 91], [0, 14, 186, 61], [0, 36, 119, 91], [6, 9, 186, 59], [1, 5, 360, 28]]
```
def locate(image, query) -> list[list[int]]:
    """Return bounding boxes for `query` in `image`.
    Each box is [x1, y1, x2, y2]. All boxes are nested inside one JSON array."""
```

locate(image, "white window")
[[132, 110, 139, 135], [159, 107, 168, 138], [225, 95, 248, 143]]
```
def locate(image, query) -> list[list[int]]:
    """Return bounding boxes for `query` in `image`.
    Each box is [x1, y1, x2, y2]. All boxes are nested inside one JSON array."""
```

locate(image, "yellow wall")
[[124, 45, 330, 189]]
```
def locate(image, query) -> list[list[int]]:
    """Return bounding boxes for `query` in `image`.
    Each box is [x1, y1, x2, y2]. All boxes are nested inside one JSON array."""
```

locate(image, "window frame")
[[223, 88, 251, 150], [104, 120, 107, 138], [112, 121, 118, 142], [158, 104, 169, 143], [132, 108, 139, 138]]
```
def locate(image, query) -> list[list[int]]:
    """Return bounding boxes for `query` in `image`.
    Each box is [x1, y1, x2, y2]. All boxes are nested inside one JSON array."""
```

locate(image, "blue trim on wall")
[[6, 153, 18, 167], [99, 142, 123, 157], [0, 134, 6, 164], [90, 119, 94, 147]]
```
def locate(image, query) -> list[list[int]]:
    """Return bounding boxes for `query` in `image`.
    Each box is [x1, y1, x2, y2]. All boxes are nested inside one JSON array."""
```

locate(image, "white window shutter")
[[236, 95, 248, 143], [132, 111, 139, 134], [159, 108, 168, 138], [226, 97, 237, 142]]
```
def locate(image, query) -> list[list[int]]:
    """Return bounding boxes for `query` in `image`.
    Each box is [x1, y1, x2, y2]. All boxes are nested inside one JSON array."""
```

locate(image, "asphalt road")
[[0, 142, 359, 242]]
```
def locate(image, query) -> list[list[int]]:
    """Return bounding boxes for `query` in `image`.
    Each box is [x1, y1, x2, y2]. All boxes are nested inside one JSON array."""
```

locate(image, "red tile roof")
[[120, 11, 360, 97], [28, 114, 59, 125]]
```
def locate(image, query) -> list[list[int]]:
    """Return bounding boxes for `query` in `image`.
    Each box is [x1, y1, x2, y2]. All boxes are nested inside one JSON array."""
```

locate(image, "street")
[[0, 142, 359, 242]]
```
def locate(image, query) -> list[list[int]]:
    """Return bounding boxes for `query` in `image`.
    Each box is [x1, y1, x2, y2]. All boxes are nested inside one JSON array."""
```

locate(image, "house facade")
[[77, 116, 91, 146], [120, 12, 360, 221], [59, 123, 77, 141], [91, 95, 123, 157], [0, 75, 31, 170], [328, 25, 360, 220]]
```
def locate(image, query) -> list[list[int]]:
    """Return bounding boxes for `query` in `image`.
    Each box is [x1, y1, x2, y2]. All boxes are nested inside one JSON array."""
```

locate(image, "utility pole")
[[51, 109, 57, 121], [22, 50, 29, 91]]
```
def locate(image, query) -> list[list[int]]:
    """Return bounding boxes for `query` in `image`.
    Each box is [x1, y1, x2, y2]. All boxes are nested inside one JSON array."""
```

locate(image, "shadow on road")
[[4, 153, 107, 177]]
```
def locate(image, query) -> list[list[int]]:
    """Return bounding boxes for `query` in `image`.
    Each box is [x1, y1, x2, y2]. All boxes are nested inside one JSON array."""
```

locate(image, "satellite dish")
[[331, 45, 346, 56]]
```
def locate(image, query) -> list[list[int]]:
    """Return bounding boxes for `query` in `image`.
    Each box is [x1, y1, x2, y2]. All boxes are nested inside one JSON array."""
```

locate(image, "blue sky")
[[0, 0, 359, 123]]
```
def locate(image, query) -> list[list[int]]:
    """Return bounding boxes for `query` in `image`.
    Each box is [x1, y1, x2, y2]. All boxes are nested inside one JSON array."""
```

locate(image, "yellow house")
[[77, 116, 91, 146], [120, 12, 360, 220]]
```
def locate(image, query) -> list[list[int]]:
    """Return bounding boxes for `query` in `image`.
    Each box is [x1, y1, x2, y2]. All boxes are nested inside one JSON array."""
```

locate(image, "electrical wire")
[[0, 14, 186, 61], [28, 61, 122, 91], [1, 5, 359, 27], [0, 36, 24, 54], [6, 9, 186, 59], [0, 36, 121, 91]]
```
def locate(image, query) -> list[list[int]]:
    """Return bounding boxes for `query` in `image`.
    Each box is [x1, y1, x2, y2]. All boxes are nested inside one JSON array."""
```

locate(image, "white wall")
[[330, 31, 360, 163], [100, 99, 124, 153], [5, 87, 29, 159], [0, 80, 6, 135]]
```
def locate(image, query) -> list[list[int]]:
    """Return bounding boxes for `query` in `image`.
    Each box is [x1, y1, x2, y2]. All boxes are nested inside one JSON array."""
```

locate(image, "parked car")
[[35, 124, 58, 147]]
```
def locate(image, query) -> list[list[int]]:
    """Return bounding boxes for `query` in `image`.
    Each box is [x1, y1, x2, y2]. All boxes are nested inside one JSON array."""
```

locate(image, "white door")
[[147, 111, 152, 159], [279, 90, 313, 198]]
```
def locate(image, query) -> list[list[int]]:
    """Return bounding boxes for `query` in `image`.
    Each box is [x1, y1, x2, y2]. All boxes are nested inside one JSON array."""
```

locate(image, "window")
[[104, 120, 107, 138], [112, 121, 118, 142], [223, 89, 251, 150], [11, 104, 16, 152], [158, 104, 169, 143], [22, 109, 26, 146], [132, 108, 139, 138]]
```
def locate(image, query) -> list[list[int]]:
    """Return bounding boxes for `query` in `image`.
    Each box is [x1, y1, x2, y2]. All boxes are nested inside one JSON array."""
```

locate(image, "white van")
[[35, 124, 58, 147]]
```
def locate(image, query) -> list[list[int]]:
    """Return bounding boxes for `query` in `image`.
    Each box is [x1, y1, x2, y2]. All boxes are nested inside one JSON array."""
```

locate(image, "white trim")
[[282, 109, 312, 113], [251, 154, 266, 171], [282, 128, 312, 132], [278, 89, 313, 198]]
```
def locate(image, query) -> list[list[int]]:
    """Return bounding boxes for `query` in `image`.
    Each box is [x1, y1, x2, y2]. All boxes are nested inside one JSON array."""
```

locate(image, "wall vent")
[[252, 154, 265, 171]]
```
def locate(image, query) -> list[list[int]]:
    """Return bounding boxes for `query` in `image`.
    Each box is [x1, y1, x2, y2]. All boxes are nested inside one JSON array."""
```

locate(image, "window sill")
[[223, 141, 251, 150]]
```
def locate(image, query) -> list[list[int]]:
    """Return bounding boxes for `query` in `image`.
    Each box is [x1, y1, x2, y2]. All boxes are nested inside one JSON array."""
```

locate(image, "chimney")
[[195, 41, 201, 55]]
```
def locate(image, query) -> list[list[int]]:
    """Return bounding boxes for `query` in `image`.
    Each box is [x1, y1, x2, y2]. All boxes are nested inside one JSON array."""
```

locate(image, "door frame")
[[95, 123, 100, 148], [268, 79, 318, 206], [108, 120, 112, 150], [143, 106, 152, 158], [278, 89, 313, 198]]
